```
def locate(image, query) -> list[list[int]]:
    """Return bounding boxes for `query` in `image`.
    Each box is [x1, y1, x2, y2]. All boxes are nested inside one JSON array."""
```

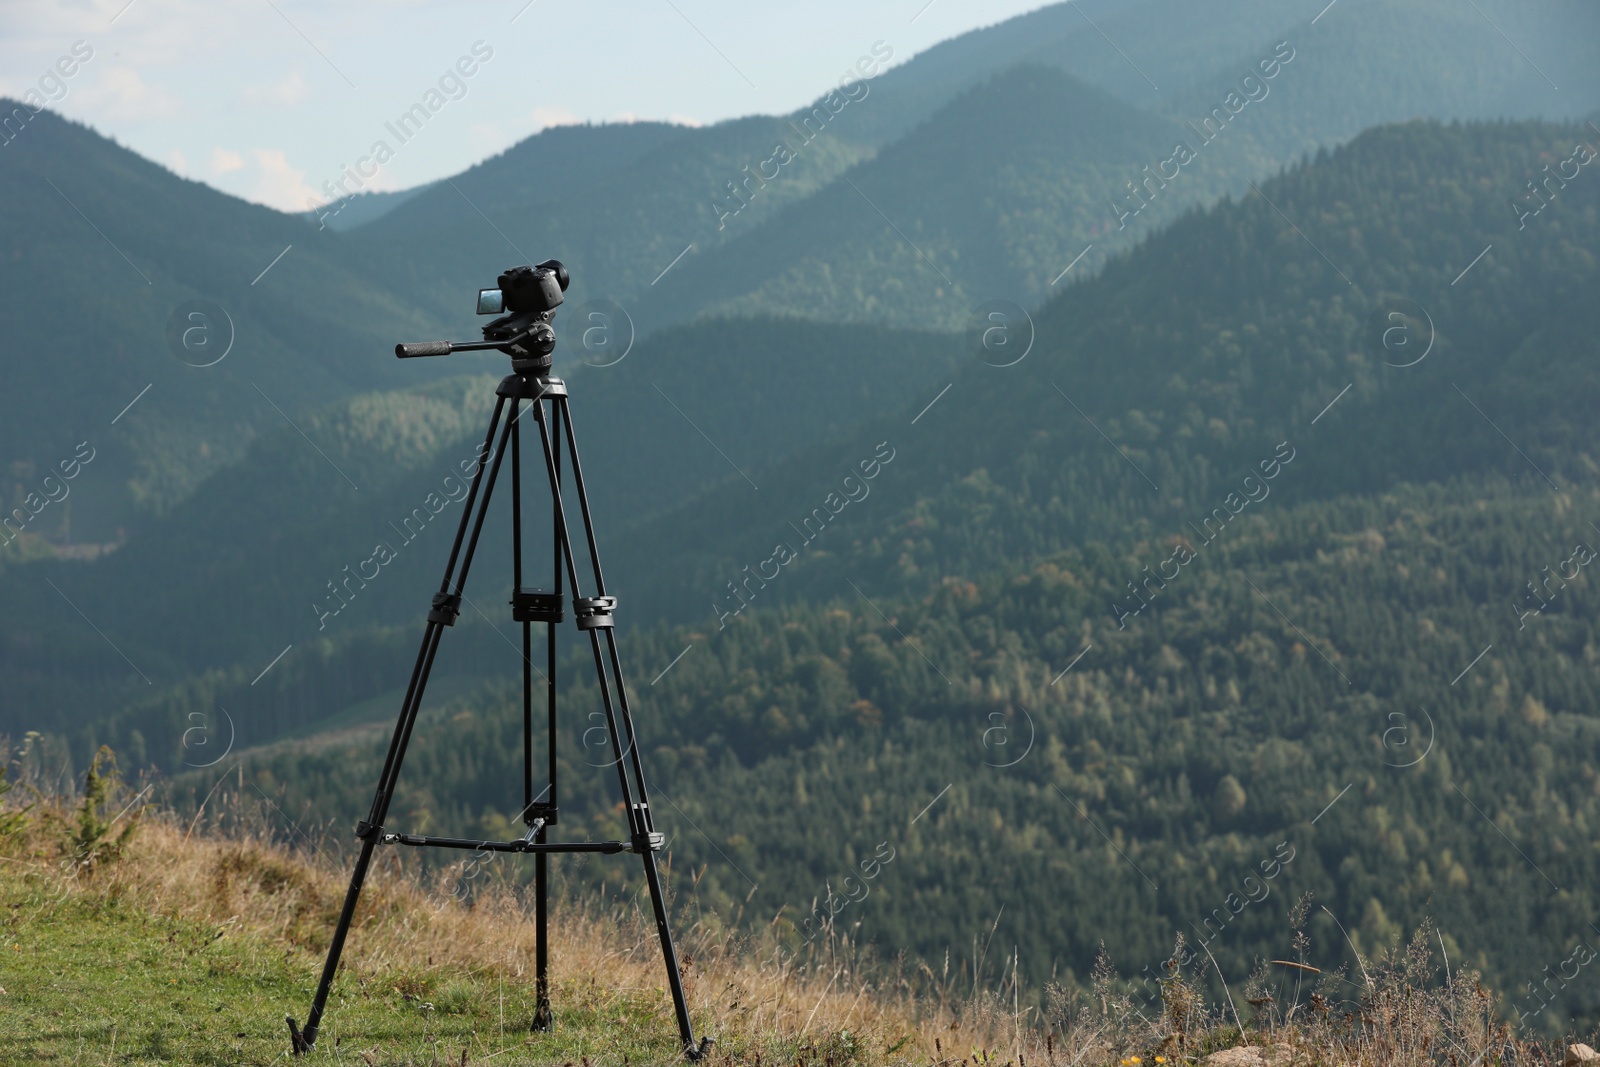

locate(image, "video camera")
[[396, 259, 570, 375]]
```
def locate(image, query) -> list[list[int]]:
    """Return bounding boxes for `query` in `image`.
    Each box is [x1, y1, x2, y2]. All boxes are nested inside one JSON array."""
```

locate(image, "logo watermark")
[[563, 299, 634, 368], [966, 300, 1034, 368], [1364, 297, 1433, 368], [165, 300, 235, 367]]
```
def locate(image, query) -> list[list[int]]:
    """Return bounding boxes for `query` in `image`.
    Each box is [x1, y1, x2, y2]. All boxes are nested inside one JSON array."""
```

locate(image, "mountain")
[[31, 115, 1600, 1026], [6, 0, 1595, 546], [604, 117, 1600, 625], [862, 0, 1592, 127], [191, 474, 1600, 1027], [0, 314, 957, 742], [342, 0, 1600, 334], [18, 114, 1599, 754], [338, 113, 877, 333], [312, 184, 430, 231], [633, 64, 1217, 328], [0, 104, 468, 537]]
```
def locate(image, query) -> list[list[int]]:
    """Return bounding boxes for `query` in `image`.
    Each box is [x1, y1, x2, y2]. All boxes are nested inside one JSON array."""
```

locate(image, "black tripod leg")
[[533, 840, 551, 1030], [515, 413, 532, 838], [291, 396, 516, 1054], [516, 403, 555, 1033], [532, 395, 559, 1031], [539, 396, 707, 1059]]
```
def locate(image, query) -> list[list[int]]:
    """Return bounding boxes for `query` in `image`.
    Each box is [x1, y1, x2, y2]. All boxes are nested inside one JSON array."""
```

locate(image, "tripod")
[[287, 273, 709, 1058]]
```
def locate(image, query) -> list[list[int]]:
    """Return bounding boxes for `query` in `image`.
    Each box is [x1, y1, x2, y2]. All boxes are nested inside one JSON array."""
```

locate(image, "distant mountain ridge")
[[347, 0, 1600, 333], [4, 0, 1595, 547], [0, 103, 479, 535]]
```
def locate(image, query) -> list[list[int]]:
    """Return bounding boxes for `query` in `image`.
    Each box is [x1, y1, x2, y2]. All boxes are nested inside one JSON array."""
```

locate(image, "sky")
[[0, 0, 1056, 213]]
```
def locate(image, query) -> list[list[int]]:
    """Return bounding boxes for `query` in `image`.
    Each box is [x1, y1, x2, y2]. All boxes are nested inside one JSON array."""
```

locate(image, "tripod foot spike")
[[287, 1016, 311, 1055], [531, 999, 553, 1033], [685, 1036, 714, 1062]]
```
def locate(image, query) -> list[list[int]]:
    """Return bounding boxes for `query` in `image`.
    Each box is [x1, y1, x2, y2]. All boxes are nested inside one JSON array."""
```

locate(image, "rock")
[[1565, 1044, 1600, 1066], [1202, 1050, 1265, 1066], [1202, 1047, 1294, 1066]]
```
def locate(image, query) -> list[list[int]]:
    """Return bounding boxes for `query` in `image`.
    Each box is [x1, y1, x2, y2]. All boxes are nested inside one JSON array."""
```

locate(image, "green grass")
[[0, 863, 702, 1065], [0, 773, 912, 1067], [4, 774, 1567, 1067]]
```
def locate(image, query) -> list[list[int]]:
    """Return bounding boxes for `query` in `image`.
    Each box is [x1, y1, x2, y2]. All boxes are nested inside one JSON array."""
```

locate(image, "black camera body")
[[499, 262, 567, 315], [395, 259, 572, 376], [483, 260, 570, 373]]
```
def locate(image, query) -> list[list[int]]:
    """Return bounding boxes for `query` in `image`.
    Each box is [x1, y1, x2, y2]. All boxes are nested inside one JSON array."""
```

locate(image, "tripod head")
[[396, 259, 570, 375]]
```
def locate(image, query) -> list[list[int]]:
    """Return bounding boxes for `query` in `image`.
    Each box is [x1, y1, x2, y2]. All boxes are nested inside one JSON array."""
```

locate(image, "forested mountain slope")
[[0, 316, 956, 739], [608, 119, 1600, 626], [180, 474, 1600, 1031], [0, 105, 469, 531]]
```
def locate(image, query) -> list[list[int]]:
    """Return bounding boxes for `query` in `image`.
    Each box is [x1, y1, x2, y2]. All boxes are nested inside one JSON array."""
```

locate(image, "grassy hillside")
[[0, 763, 1583, 1065], [0, 780, 924, 1064]]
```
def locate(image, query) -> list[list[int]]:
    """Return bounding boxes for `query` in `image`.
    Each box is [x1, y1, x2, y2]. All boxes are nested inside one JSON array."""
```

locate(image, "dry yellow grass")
[[3, 785, 970, 1064], [0, 766, 1580, 1065]]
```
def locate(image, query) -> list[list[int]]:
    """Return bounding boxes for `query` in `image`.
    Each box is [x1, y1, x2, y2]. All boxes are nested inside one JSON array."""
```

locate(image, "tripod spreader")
[[378, 831, 664, 854]]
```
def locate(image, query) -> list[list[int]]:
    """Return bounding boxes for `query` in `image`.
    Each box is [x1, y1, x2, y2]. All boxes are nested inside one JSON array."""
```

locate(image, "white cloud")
[[239, 69, 309, 108], [210, 147, 244, 173], [467, 120, 506, 154], [248, 147, 320, 211], [530, 106, 581, 132], [71, 65, 184, 121], [610, 110, 702, 127]]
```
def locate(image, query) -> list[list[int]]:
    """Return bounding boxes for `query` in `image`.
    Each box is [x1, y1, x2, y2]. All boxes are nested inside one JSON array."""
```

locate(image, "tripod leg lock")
[[630, 831, 665, 853], [574, 595, 617, 630], [428, 592, 463, 626], [355, 820, 383, 841]]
